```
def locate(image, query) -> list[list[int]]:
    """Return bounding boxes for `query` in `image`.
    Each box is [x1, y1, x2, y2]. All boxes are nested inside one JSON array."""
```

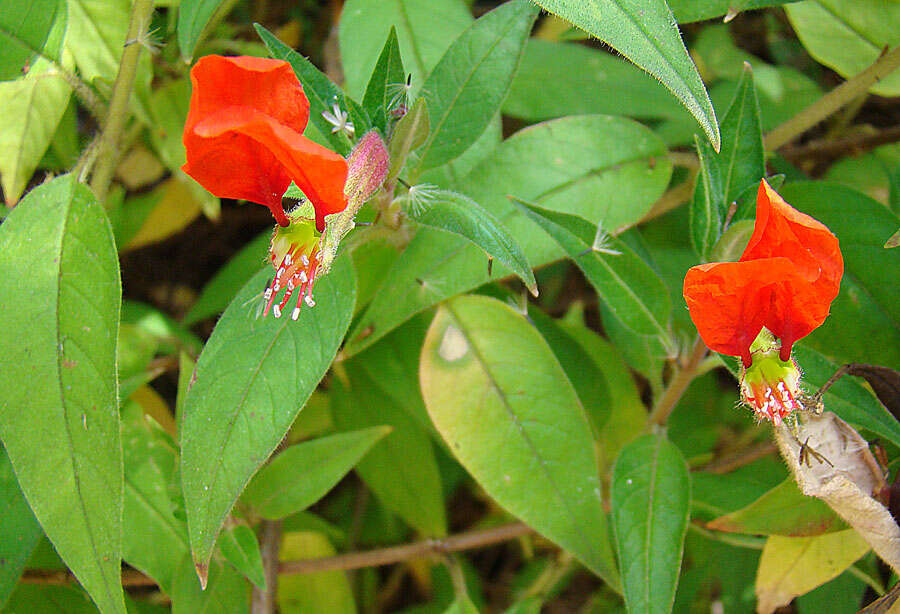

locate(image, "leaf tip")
[[194, 561, 209, 590]]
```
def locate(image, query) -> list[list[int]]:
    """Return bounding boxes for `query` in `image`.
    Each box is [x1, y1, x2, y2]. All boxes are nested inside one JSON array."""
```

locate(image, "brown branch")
[[251, 520, 282, 614], [648, 337, 709, 426], [278, 521, 533, 575], [780, 125, 900, 162], [21, 522, 534, 588], [698, 441, 778, 474]]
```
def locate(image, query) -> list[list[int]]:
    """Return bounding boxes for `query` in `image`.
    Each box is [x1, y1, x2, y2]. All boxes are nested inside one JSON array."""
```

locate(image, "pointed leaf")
[[719, 64, 765, 207], [180, 257, 356, 570], [362, 27, 405, 134], [0, 0, 63, 80], [338, 0, 473, 99], [171, 554, 249, 613], [405, 189, 536, 295], [420, 295, 620, 586], [755, 530, 869, 614], [611, 433, 691, 614], [515, 200, 671, 338], [530, 0, 719, 150], [413, 0, 538, 173], [219, 525, 265, 590], [689, 135, 725, 261], [347, 115, 671, 356], [0, 175, 125, 614], [241, 427, 392, 520], [0, 56, 71, 205], [177, 0, 225, 61], [256, 24, 370, 156], [708, 478, 846, 537]]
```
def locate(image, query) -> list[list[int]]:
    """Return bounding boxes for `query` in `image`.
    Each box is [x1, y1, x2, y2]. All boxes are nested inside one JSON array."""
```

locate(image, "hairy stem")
[[251, 520, 282, 614], [648, 337, 709, 426], [88, 0, 155, 202]]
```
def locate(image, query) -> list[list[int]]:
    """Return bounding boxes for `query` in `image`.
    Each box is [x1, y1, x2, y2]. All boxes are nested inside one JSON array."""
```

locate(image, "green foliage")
[[0, 176, 125, 613], [611, 433, 691, 614], [2, 3, 899, 612], [530, 0, 720, 150]]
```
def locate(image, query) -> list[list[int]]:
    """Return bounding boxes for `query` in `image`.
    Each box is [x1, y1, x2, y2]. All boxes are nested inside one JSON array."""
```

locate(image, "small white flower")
[[322, 102, 355, 136], [591, 223, 622, 256], [404, 183, 440, 217]]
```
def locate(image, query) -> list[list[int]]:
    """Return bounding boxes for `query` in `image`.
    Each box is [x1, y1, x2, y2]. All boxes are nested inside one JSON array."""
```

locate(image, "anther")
[[301, 254, 310, 266], [273, 305, 282, 318], [305, 295, 316, 307], [292, 307, 301, 320], [298, 271, 308, 283]]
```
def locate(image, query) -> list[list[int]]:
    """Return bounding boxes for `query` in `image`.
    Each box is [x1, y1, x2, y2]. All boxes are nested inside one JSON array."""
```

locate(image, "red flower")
[[683, 179, 843, 367], [182, 55, 348, 230]]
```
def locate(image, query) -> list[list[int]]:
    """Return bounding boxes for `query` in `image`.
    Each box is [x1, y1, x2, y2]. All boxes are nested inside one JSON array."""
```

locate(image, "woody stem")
[[648, 337, 709, 426], [88, 0, 155, 203]]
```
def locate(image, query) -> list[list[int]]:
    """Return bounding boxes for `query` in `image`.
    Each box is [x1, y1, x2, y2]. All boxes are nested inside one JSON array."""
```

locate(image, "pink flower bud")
[[344, 131, 389, 204]]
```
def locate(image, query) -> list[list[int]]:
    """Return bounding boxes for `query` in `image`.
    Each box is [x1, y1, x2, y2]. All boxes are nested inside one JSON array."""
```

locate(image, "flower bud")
[[344, 131, 389, 204]]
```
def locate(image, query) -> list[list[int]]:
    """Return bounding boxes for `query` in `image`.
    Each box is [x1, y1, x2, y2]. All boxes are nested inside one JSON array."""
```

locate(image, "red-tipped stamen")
[[263, 244, 322, 319]]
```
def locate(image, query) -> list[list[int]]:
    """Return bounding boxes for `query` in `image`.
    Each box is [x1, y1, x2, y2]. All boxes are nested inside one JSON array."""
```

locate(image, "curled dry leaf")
[[774, 411, 900, 575]]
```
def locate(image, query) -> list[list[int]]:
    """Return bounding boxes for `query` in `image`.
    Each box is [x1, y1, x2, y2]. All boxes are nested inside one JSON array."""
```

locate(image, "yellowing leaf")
[[755, 529, 869, 613], [278, 533, 355, 613], [0, 57, 71, 205], [115, 145, 166, 191], [131, 385, 176, 437], [126, 178, 203, 250]]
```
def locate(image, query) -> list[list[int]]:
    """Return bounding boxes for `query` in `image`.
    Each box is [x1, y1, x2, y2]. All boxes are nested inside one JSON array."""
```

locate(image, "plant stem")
[[764, 45, 900, 151], [648, 337, 708, 426], [88, 0, 155, 203], [251, 520, 282, 614], [21, 522, 533, 587]]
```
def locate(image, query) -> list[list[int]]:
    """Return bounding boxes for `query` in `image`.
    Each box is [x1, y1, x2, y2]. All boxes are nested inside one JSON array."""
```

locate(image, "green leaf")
[[707, 478, 846, 537], [338, 0, 473, 99], [333, 362, 447, 536], [0, 175, 125, 614], [170, 554, 249, 613], [611, 433, 691, 614], [180, 256, 356, 573], [504, 39, 685, 122], [530, 0, 719, 150], [0, 0, 63, 81], [689, 135, 725, 262], [405, 189, 537, 295], [0, 56, 71, 205], [514, 200, 671, 338], [0, 445, 42, 609], [387, 97, 430, 183], [719, 64, 765, 208], [182, 231, 270, 325], [346, 115, 671, 356], [445, 595, 480, 614], [667, 0, 795, 23], [412, 0, 538, 173], [5, 584, 101, 613], [362, 27, 405, 135], [219, 525, 265, 590], [121, 402, 187, 594], [780, 182, 900, 368], [241, 427, 392, 520], [786, 0, 900, 97], [420, 295, 620, 586], [177, 0, 224, 61], [256, 24, 370, 156]]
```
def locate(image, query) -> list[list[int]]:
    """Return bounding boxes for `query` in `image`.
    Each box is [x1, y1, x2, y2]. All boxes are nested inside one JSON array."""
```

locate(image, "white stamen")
[[305, 295, 316, 307], [301, 254, 310, 266], [292, 307, 301, 320], [287, 280, 295, 290], [273, 305, 282, 318], [284, 254, 292, 266], [273, 282, 280, 291], [264, 288, 272, 300], [298, 271, 308, 283]]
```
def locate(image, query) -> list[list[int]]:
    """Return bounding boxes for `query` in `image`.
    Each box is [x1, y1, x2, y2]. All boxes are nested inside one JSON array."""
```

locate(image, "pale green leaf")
[[0, 0, 63, 80]]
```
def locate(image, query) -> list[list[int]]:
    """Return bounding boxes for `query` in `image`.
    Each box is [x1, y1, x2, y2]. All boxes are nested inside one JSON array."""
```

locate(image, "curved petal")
[[185, 55, 310, 136], [192, 108, 348, 230]]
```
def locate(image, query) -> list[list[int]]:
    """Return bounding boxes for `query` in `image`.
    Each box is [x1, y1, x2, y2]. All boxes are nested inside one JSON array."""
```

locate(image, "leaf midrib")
[[53, 181, 121, 610]]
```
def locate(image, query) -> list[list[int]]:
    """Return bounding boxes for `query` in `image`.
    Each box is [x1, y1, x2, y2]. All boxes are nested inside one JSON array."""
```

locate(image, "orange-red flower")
[[182, 55, 348, 230], [683, 179, 843, 367]]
